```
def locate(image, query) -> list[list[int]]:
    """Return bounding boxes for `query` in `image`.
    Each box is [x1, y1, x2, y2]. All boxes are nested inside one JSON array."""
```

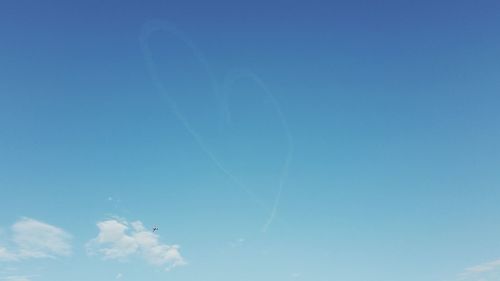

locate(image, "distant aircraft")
[[153, 225, 159, 233]]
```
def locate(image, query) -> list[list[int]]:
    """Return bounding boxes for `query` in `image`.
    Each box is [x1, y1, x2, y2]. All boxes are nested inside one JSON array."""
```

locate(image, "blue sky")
[[1, 1, 500, 280]]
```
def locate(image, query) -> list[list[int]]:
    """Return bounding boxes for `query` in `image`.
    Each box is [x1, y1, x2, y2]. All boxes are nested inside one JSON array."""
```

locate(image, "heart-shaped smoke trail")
[[140, 20, 293, 233]]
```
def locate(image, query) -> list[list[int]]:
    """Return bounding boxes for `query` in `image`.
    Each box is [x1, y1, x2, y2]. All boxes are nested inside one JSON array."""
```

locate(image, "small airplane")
[[152, 225, 159, 233]]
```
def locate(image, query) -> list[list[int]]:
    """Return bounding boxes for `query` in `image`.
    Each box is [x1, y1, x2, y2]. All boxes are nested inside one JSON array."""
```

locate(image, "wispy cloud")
[[228, 237, 245, 248], [0, 248, 18, 262], [459, 259, 500, 280], [0, 276, 32, 281], [0, 218, 72, 261], [0, 275, 38, 281], [87, 218, 185, 271]]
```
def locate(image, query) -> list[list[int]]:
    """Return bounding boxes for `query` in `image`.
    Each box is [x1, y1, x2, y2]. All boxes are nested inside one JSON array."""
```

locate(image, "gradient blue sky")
[[1, 1, 500, 281]]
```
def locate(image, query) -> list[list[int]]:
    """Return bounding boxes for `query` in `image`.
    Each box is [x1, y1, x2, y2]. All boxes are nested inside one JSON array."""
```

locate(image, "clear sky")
[[1, 1, 500, 281]]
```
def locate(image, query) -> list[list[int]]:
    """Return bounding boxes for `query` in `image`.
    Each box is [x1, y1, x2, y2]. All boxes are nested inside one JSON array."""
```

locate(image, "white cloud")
[[115, 273, 123, 279], [0, 218, 71, 261], [0, 276, 32, 281], [464, 259, 500, 273], [459, 259, 500, 280], [228, 237, 245, 248], [87, 218, 185, 271], [0, 247, 18, 262]]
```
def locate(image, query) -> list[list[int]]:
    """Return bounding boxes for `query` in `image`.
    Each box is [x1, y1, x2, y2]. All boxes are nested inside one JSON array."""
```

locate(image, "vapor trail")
[[140, 20, 292, 232], [223, 70, 294, 232], [139, 20, 266, 210]]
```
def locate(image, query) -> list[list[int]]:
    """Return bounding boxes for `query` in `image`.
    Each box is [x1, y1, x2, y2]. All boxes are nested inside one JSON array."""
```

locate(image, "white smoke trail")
[[223, 70, 294, 232], [140, 20, 292, 232]]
